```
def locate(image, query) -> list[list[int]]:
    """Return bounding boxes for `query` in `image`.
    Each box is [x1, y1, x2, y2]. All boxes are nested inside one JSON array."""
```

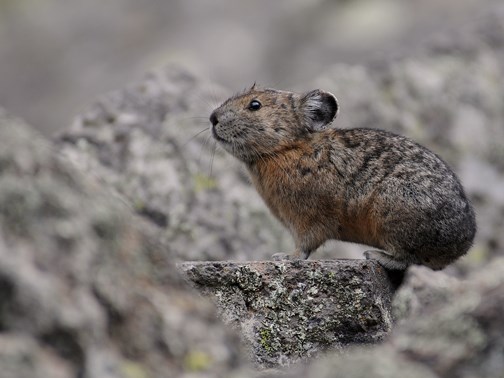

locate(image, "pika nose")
[[209, 111, 218, 126]]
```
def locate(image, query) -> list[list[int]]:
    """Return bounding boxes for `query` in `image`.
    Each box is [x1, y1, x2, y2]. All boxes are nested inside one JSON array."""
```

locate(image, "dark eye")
[[248, 100, 262, 111]]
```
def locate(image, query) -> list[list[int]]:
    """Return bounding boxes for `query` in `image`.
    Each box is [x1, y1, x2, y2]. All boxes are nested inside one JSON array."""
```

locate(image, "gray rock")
[[179, 260, 396, 368], [284, 346, 439, 378], [0, 110, 246, 377], [0, 334, 72, 378], [392, 266, 460, 322]]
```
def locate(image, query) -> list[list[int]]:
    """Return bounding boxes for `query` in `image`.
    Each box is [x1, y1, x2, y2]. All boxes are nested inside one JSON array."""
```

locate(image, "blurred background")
[[0, 0, 500, 135]]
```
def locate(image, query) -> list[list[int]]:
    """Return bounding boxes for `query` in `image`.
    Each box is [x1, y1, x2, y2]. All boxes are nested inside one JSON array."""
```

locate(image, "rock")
[[279, 346, 439, 378], [179, 260, 396, 368], [392, 266, 460, 322], [0, 334, 72, 378], [0, 110, 246, 377]]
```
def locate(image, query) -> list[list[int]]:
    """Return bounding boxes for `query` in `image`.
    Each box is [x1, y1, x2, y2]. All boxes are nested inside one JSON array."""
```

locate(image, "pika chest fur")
[[210, 86, 476, 270]]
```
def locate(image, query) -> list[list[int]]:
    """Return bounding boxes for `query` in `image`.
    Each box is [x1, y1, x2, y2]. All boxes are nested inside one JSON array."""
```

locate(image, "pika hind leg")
[[364, 250, 409, 271], [272, 234, 322, 261]]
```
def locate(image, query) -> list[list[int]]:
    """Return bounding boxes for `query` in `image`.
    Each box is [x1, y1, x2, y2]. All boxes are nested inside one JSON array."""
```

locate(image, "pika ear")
[[300, 90, 339, 131]]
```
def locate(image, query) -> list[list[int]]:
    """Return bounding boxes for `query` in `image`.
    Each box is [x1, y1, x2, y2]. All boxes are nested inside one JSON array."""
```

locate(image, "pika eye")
[[248, 100, 262, 111]]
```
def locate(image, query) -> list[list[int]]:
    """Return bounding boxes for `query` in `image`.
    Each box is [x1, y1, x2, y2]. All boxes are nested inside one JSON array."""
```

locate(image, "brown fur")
[[209, 87, 476, 270]]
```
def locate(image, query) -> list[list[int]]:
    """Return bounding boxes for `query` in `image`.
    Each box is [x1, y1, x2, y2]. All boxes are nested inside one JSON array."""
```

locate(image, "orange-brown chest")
[[247, 146, 343, 235], [247, 147, 383, 247], [248, 148, 310, 223]]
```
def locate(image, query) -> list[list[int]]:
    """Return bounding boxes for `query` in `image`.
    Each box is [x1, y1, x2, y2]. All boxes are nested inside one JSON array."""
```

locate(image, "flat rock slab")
[[178, 259, 396, 368]]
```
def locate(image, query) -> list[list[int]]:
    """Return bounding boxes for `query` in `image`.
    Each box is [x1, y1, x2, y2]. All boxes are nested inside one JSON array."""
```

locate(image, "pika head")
[[209, 87, 339, 163]]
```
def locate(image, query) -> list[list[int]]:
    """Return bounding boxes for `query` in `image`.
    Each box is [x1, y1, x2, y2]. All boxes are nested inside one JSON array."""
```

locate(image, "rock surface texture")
[[179, 260, 396, 368]]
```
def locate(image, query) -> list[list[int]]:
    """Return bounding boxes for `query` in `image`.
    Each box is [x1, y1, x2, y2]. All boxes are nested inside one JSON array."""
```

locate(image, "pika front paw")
[[271, 253, 292, 261], [271, 250, 308, 261]]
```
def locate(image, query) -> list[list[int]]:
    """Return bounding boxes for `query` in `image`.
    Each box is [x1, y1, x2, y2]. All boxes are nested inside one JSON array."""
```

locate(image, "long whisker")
[[183, 116, 212, 120], [182, 127, 210, 146], [199, 134, 213, 166], [209, 141, 217, 177]]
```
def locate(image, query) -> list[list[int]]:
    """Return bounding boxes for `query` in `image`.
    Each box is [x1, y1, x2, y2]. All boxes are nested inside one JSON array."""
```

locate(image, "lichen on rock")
[[179, 260, 395, 368]]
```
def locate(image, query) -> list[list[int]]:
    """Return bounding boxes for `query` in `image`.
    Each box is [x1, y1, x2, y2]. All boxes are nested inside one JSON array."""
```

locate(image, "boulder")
[[179, 260, 397, 368]]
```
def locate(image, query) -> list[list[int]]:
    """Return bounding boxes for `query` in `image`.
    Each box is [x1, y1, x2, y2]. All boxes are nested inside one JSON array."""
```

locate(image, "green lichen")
[[193, 173, 217, 192], [183, 350, 213, 372], [121, 360, 150, 378], [132, 198, 146, 211], [259, 328, 274, 353]]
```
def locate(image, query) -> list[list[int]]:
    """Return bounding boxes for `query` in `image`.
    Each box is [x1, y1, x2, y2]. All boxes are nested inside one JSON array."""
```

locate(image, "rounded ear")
[[300, 90, 339, 131]]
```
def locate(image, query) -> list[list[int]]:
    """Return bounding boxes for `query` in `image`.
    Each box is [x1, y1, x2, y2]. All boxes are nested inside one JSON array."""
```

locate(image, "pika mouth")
[[211, 126, 229, 144]]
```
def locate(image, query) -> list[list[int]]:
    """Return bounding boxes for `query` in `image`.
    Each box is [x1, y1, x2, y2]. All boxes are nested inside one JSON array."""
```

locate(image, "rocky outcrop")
[[0, 111, 245, 378], [179, 260, 397, 368]]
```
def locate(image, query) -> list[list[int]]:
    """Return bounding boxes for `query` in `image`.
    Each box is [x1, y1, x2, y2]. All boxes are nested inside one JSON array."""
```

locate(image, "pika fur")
[[209, 86, 476, 270]]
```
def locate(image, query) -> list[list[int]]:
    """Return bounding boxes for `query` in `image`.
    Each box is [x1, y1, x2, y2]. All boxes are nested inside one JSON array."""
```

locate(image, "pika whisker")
[[182, 127, 210, 147], [209, 141, 217, 178]]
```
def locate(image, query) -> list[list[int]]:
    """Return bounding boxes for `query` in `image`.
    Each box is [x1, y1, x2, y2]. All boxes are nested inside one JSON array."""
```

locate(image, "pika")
[[209, 86, 476, 270]]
